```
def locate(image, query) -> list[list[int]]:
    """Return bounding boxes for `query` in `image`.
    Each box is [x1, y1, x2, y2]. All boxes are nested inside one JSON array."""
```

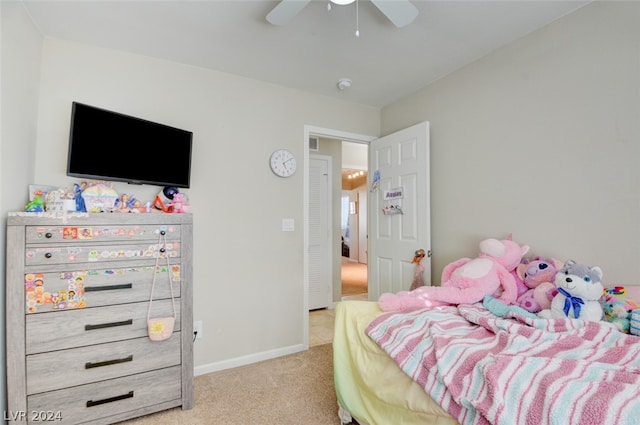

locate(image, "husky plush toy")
[[539, 260, 605, 322]]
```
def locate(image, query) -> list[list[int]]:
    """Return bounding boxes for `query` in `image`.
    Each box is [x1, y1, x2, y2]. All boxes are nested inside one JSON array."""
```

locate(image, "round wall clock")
[[270, 149, 297, 177]]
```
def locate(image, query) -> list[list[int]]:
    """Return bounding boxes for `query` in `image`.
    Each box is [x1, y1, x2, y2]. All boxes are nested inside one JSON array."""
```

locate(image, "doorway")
[[341, 141, 368, 300], [303, 123, 431, 348]]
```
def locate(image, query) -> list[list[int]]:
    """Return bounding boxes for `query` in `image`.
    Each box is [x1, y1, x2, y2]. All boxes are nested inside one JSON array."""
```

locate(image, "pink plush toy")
[[169, 193, 185, 213], [379, 236, 530, 312], [511, 259, 530, 299], [514, 257, 561, 313]]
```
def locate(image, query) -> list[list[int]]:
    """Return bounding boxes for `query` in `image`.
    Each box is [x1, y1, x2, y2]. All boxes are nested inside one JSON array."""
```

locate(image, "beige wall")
[[1, 16, 379, 376], [382, 1, 640, 285], [0, 2, 43, 413], [35, 39, 379, 370]]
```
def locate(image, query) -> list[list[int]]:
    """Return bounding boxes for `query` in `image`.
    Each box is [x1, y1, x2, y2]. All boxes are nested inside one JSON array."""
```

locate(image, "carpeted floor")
[[118, 344, 342, 425], [341, 259, 367, 296]]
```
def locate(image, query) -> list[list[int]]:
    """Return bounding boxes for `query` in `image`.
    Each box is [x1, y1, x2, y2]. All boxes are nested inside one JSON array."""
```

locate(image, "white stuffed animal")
[[539, 260, 604, 322]]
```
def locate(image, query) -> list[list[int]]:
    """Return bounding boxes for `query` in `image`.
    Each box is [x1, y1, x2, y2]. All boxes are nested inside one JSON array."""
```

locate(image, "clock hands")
[[282, 158, 294, 168]]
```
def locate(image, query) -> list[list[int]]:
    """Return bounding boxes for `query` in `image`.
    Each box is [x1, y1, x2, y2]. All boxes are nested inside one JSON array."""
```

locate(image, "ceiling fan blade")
[[266, 0, 312, 26], [370, 0, 419, 28]]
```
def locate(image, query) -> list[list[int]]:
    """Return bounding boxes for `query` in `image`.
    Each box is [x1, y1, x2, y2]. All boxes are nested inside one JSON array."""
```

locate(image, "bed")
[[333, 289, 640, 425], [333, 300, 458, 425]]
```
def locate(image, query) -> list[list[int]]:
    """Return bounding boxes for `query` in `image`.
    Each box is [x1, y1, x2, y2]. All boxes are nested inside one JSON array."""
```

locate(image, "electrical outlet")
[[193, 320, 203, 340]]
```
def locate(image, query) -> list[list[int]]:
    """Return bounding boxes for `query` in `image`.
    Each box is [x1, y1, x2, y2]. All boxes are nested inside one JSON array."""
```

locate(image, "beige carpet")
[[341, 260, 368, 296], [119, 344, 342, 425]]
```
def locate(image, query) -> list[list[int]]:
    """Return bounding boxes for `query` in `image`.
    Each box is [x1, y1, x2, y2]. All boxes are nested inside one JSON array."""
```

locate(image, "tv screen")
[[67, 102, 193, 188]]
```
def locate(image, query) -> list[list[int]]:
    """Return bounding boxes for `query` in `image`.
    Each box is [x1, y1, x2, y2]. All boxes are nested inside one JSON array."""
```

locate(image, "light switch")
[[282, 218, 295, 232]]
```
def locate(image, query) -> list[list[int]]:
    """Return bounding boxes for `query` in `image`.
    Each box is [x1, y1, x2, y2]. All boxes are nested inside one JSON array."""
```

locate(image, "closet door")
[[309, 155, 331, 310]]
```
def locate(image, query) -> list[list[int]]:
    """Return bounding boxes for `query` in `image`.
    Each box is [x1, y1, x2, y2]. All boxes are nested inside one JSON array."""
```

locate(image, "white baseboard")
[[194, 343, 307, 376]]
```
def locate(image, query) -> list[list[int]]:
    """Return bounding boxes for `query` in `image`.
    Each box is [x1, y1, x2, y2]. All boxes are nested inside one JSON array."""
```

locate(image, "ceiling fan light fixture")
[[330, 0, 355, 5]]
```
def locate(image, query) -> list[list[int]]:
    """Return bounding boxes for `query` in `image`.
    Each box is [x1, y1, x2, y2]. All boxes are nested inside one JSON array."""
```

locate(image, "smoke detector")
[[337, 78, 352, 91]]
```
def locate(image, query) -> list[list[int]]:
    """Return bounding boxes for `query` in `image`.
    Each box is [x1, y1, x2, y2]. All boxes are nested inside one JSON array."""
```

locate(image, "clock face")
[[270, 149, 297, 177]]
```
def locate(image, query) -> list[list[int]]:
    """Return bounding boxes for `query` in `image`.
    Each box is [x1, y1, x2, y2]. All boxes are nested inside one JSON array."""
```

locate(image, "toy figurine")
[[117, 194, 131, 212], [409, 249, 427, 291], [170, 193, 185, 213], [74, 182, 87, 213], [25, 190, 45, 212]]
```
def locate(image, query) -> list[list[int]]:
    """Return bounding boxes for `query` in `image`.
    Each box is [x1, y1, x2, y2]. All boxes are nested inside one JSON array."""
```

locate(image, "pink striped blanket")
[[365, 299, 640, 425]]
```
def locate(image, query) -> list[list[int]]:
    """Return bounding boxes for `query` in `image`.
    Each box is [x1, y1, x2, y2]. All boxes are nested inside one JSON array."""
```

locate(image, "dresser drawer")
[[27, 366, 182, 424], [26, 301, 181, 354], [25, 224, 181, 244], [25, 241, 181, 266], [25, 264, 181, 314], [27, 335, 181, 394]]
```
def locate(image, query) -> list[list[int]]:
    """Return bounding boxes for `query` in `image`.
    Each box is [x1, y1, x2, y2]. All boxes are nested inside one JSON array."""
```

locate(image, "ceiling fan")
[[266, 0, 419, 28]]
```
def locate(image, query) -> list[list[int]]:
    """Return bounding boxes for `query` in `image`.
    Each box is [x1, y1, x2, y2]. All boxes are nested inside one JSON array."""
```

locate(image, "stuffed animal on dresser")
[[538, 260, 604, 322], [379, 235, 529, 312]]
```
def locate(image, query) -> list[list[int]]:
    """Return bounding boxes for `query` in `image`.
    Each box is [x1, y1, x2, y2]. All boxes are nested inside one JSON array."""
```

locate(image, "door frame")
[[302, 125, 376, 348]]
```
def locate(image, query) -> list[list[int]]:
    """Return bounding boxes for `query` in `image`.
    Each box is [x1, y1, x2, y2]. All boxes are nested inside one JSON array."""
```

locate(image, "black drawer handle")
[[85, 283, 133, 292], [44, 252, 52, 259], [86, 391, 134, 408], [85, 319, 133, 331], [85, 355, 133, 369]]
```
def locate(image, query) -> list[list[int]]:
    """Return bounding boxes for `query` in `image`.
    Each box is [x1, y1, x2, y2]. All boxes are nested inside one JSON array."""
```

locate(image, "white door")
[[368, 121, 431, 300], [347, 190, 359, 261], [309, 155, 331, 310], [357, 187, 368, 264]]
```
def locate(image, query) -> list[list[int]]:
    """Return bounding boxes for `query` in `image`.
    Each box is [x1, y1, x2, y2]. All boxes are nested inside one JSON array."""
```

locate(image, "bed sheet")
[[333, 300, 459, 425]]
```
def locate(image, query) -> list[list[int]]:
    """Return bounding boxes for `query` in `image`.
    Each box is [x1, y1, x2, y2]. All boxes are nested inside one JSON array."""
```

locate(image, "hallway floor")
[[309, 293, 367, 347]]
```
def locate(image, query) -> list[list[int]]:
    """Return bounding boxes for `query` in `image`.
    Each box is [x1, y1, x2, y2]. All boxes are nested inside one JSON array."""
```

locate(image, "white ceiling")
[[22, 0, 590, 108]]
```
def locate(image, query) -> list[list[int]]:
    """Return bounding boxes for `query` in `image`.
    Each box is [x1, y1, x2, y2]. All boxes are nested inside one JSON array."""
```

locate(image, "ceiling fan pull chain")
[[355, 0, 360, 37]]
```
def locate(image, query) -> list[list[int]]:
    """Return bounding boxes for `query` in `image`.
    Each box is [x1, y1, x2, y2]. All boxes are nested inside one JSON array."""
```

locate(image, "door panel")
[[357, 188, 368, 264], [368, 122, 430, 300], [309, 155, 331, 310]]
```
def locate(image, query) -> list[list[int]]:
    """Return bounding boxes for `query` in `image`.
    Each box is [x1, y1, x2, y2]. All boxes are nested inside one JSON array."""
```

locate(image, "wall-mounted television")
[[67, 102, 193, 188]]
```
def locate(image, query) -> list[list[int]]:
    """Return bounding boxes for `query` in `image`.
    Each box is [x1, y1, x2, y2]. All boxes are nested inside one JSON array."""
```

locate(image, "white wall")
[[0, 1, 43, 414], [342, 141, 368, 170], [382, 1, 640, 285], [30, 38, 379, 370]]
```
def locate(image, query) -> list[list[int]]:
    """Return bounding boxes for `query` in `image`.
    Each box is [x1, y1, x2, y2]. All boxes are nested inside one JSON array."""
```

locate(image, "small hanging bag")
[[147, 230, 177, 341]]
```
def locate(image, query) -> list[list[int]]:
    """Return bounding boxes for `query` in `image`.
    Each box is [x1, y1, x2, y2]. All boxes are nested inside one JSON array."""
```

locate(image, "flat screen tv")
[[67, 102, 193, 188]]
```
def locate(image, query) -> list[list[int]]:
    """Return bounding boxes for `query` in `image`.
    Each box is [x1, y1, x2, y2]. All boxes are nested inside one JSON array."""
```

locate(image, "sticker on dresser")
[[25, 266, 181, 313]]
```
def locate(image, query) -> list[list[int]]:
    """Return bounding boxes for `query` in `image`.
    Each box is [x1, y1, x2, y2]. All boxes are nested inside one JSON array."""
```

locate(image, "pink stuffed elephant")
[[378, 236, 530, 312]]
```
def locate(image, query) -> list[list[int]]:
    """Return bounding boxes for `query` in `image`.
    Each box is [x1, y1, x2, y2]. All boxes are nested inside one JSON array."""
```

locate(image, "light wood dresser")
[[5, 213, 194, 424]]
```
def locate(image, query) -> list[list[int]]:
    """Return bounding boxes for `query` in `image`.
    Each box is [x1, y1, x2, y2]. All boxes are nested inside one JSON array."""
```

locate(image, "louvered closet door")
[[309, 155, 331, 310]]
